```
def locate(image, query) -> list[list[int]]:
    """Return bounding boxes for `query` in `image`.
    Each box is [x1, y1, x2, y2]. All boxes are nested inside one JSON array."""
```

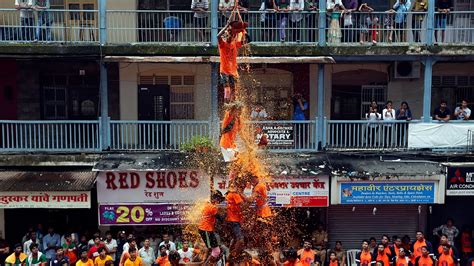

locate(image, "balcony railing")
[[0, 9, 98, 43], [1, 119, 474, 153], [0, 120, 101, 152], [1, 8, 473, 45]]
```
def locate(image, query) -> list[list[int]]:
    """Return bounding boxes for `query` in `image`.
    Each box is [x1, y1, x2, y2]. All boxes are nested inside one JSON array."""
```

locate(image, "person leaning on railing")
[[411, 0, 428, 43], [435, 0, 453, 43], [15, 0, 34, 41], [34, 0, 51, 42], [191, 0, 209, 42], [433, 100, 451, 122], [341, 0, 357, 43], [393, 0, 410, 42], [454, 99, 471, 120], [289, 0, 305, 43]]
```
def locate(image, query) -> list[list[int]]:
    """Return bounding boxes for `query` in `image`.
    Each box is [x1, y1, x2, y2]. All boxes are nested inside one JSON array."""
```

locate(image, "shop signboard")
[[446, 167, 474, 196], [255, 124, 294, 147], [0, 191, 90, 208], [99, 204, 190, 225], [96, 170, 210, 203], [340, 182, 436, 204], [214, 175, 329, 207]]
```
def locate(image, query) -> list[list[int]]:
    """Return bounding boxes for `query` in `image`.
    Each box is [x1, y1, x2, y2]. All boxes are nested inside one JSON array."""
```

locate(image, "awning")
[[104, 56, 335, 64], [0, 171, 94, 208]]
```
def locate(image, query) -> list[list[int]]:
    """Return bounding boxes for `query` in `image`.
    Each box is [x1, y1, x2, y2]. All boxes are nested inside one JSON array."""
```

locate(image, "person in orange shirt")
[[220, 102, 243, 162], [437, 245, 457, 266], [94, 247, 113, 266], [124, 248, 142, 266], [217, 21, 246, 102], [155, 246, 170, 266], [284, 248, 303, 266], [356, 240, 374, 266], [414, 246, 436, 266], [297, 241, 316, 266], [247, 175, 274, 264], [393, 248, 412, 266], [461, 227, 472, 261], [436, 234, 459, 259], [328, 251, 341, 266], [198, 190, 225, 264], [76, 250, 94, 266], [375, 244, 391, 266], [225, 181, 245, 263], [411, 231, 433, 259]]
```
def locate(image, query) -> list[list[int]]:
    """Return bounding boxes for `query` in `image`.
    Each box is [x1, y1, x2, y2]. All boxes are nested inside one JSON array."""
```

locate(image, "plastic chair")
[[346, 249, 359, 266]]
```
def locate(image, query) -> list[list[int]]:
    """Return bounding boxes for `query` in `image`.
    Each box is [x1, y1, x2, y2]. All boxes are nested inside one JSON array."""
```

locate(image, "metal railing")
[[435, 11, 474, 44], [245, 120, 318, 151], [468, 129, 474, 152], [325, 120, 416, 150], [109, 120, 211, 150], [0, 120, 101, 152], [0, 9, 99, 43], [107, 10, 211, 44]]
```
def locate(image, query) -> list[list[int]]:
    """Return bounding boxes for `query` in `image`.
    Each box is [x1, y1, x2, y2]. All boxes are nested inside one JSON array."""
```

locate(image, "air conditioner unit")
[[393, 61, 421, 79]]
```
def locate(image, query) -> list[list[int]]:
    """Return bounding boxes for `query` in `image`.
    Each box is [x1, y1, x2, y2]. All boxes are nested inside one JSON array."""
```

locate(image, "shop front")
[[329, 174, 445, 249], [2, 170, 96, 244]]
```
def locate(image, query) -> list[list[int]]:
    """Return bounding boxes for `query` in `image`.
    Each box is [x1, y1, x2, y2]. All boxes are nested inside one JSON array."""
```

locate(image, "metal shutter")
[[327, 205, 426, 249]]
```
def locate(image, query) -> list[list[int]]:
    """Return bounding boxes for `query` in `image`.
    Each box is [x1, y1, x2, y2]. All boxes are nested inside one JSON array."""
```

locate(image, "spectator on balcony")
[[276, 0, 290, 42], [289, 0, 305, 42], [260, 0, 277, 42], [383, 101, 396, 121], [15, 0, 34, 41], [383, 101, 396, 147], [396, 101, 412, 120], [292, 93, 308, 120], [219, 0, 235, 27], [411, 0, 428, 43], [341, 0, 357, 43], [237, 0, 249, 22], [358, 3, 375, 44], [305, 0, 319, 43], [393, 0, 409, 42], [366, 100, 381, 122], [327, 0, 345, 44], [191, 0, 209, 42], [435, 0, 453, 43], [34, 0, 51, 42], [454, 99, 471, 120], [433, 100, 451, 122]]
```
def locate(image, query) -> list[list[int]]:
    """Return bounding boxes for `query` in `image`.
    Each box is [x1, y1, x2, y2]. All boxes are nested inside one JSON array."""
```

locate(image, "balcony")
[[1, 119, 473, 153], [1, 8, 473, 48]]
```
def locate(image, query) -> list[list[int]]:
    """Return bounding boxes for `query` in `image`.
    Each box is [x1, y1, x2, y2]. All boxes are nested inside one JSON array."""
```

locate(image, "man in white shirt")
[[454, 99, 471, 120], [23, 232, 41, 256], [138, 239, 155, 266], [290, 0, 305, 42], [104, 231, 118, 261], [14, 0, 34, 41], [191, 0, 209, 42], [158, 234, 176, 253], [177, 241, 194, 264]]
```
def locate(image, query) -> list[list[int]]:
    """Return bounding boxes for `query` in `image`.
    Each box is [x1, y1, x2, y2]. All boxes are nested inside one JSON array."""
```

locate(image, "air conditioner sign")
[[447, 167, 474, 196]]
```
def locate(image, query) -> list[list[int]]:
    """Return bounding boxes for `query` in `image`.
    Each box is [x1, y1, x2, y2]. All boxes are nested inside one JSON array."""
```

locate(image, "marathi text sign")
[[340, 182, 436, 204], [214, 175, 329, 207], [447, 167, 474, 196], [99, 204, 190, 226], [255, 124, 294, 147], [97, 170, 210, 204], [0, 191, 90, 208]]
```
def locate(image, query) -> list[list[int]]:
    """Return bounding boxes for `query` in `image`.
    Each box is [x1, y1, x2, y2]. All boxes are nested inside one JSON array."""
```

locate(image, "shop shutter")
[[327, 205, 426, 249]]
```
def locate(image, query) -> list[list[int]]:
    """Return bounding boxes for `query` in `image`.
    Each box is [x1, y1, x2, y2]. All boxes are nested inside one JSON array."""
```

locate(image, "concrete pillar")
[[423, 58, 434, 122], [317, 64, 325, 149], [210, 0, 218, 46], [210, 63, 219, 144], [318, 0, 327, 46]]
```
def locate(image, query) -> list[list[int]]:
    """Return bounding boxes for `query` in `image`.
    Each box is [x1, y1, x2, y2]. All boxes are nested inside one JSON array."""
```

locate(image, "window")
[[139, 75, 196, 119], [43, 75, 68, 120]]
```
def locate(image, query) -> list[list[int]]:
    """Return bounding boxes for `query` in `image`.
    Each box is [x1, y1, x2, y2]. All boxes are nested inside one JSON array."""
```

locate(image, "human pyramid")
[[196, 3, 276, 265]]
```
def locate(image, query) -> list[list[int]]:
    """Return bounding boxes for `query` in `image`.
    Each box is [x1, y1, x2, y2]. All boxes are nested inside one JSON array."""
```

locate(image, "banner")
[[447, 167, 474, 196], [340, 182, 436, 204], [99, 204, 190, 225], [97, 170, 210, 204], [214, 175, 329, 207], [408, 123, 473, 148], [0, 191, 90, 208], [255, 124, 294, 147]]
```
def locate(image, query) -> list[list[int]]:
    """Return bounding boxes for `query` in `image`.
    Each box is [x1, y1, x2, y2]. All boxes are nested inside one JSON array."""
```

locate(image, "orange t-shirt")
[[155, 256, 170, 266], [417, 256, 434, 266], [329, 260, 340, 266], [437, 246, 453, 256], [413, 240, 427, 258], [438, 254, 455, 266], [396, 257, 410, 266], [253, 182, 272, 218], [359, 250, 373, 266], [384, 246, 393, 257], [376, 252, 390, 266], [393, 246, 400, 257], [198, 202, 218, 231], [218, 37, 241, 77], [220, 111, 241, 149], [226, 192, 244, 222], [299, 249, 315, 266]]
